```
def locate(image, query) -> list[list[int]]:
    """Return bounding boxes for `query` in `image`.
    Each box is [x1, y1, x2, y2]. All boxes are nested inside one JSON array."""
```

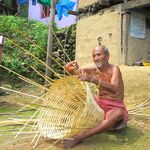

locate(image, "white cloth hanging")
[[0, 36, 4, 46]]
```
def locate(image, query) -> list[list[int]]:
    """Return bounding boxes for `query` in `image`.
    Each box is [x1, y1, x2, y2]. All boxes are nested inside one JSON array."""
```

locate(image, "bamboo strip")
[[0, 119, 37, 126], [0, 64, 48, 91], [0, 135, 34, 147], [30, 66, 52, 85], [17, 93, 47, 112], [0, 87, 45, 100], [5, 37, 62, 79], [15, 110, 39, 138]]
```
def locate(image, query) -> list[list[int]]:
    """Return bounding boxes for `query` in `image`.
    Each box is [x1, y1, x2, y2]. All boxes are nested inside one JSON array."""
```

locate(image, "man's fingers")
[[66, 61, 77, 67], [71, 61, 78, 68]]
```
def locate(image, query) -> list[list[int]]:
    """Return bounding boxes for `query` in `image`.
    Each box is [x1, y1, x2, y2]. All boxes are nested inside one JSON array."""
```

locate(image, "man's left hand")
[[78, 73, 92, 82]]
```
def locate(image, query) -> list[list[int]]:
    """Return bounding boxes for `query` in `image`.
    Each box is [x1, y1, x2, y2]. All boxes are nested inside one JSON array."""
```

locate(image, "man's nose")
[[94, 56, 99, 61]]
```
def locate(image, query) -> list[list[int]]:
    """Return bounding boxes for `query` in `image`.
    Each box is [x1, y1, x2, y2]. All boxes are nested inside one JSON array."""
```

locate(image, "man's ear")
[[107, 54, 110, 60]]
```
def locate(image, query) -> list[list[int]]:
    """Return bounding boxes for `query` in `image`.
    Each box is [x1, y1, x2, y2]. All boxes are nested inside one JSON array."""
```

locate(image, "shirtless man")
[[64, 45, 128, 149]]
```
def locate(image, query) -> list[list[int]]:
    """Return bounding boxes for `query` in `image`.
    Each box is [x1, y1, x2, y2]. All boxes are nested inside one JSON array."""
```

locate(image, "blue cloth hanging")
[[18, 0, 29, 5], [32, 0, 36, 5], [56, 0, 76, 20]]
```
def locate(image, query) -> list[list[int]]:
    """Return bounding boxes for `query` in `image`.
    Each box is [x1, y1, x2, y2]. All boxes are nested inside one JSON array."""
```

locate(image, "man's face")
[[92, 46, 109, 68]]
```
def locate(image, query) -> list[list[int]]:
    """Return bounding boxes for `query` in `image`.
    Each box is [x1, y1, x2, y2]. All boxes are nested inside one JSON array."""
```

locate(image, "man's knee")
[[108, 108, 124, 121]]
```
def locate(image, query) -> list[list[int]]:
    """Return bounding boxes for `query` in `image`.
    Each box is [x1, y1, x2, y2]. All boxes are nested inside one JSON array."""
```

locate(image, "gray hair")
[[94, 45, 110, 56], [103, 46, 109, 56]]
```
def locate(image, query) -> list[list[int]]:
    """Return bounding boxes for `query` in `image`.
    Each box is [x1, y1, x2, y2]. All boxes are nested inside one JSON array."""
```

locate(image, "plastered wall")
[[76, 5, 122, 67]]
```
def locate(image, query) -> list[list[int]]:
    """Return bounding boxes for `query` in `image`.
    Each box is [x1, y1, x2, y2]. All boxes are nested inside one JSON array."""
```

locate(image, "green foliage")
[[0, 16, 48, 81], [0, 16, 76, 83], [19, 4, 29, 18]]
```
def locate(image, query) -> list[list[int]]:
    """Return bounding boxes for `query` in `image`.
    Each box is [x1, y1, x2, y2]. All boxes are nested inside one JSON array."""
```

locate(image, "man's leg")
[[64, 108, 124, 149]]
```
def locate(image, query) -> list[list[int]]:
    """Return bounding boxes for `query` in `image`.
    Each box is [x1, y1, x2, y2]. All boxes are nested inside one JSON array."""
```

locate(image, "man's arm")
[[100, 66, 121, 93], [80, 66, 122, 93], [65, 61, 93, 75], [65, 62, 121, 93]]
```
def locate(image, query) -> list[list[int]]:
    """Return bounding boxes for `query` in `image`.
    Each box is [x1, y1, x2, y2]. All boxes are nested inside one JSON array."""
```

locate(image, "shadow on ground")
[[67, 126, 143, 150], [45, 126, 144, 150]]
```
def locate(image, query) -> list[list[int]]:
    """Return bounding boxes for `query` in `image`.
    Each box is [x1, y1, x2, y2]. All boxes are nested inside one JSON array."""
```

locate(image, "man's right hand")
[[65, 61, 79, 74]]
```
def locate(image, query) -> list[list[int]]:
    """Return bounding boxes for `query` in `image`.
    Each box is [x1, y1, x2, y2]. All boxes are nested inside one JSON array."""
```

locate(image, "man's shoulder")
[[109, 64, 121, 74], [110, 64, 120, 69]]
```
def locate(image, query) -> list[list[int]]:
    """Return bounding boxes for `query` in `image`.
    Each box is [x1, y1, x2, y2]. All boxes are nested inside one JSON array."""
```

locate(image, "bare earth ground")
[[0, 65, 150, 150]]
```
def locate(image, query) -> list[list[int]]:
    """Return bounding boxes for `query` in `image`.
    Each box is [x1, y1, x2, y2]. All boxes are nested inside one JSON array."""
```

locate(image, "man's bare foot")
[[63, 136, 82, 149]]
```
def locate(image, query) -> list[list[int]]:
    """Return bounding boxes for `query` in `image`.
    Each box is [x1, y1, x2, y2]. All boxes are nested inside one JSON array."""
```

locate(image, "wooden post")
[[17, 4, 21, 16], [45, 0, 56, 81], [122, 12, 130, 65]]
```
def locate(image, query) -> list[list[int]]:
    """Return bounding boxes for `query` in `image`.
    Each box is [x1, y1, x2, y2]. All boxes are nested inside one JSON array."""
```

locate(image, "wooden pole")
[[122, 12, 130, 65], [45, 0, 56, 81]]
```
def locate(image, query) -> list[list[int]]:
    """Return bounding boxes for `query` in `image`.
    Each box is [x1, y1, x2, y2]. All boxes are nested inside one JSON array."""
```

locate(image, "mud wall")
[[76, 4, 122, 67]]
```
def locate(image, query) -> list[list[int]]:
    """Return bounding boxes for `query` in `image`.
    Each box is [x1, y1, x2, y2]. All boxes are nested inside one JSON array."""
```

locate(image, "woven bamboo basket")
[[37, 76, 103, 139]]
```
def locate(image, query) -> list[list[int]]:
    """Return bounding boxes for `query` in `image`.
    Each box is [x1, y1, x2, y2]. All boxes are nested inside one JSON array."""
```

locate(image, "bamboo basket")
[[37, 76, 103, 139]]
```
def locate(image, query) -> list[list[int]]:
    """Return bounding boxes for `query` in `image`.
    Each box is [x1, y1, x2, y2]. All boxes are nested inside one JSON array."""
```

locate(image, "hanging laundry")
[[32, 0, 36, 5], [37, 0, 51, 6], [17, 0, 29, 5], [56, 0, 76, 20]]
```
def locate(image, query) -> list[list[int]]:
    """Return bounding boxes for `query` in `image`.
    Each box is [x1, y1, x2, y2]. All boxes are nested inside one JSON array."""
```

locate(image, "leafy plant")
[[0, 16, 76, 83]]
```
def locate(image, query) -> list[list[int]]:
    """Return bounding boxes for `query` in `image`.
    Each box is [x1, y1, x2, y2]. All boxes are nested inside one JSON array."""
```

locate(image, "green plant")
[[0, 16, 76, 83], [0, 16, 48, 81]]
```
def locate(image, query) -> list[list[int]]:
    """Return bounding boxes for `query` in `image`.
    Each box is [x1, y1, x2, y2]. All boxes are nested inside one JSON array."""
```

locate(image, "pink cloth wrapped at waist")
[[95, 97, 128, 129]]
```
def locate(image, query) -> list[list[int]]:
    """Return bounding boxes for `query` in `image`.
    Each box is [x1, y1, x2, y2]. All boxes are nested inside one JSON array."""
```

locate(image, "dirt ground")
[[0, 65, 150, 150]]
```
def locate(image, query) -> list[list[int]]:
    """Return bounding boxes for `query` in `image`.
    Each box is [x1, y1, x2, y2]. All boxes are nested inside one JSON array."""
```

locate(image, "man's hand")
[[65, 61, 79, 74], [79, 74, 100, 86], [78, 73, 92, 82]]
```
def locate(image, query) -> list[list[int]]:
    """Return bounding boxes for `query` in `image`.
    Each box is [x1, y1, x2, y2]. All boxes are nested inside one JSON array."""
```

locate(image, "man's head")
[[92, 45, 110, 68]]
